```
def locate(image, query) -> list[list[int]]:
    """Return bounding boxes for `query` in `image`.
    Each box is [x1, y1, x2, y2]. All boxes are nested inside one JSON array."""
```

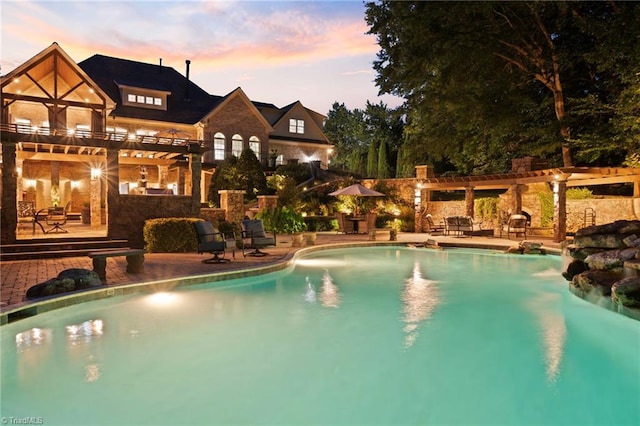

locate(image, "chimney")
[[159, 58, 162, 73], [185, 59, 191, 101]]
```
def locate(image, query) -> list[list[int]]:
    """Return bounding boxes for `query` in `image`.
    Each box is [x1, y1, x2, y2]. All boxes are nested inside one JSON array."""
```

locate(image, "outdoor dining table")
[[347, 216, 366, 233]]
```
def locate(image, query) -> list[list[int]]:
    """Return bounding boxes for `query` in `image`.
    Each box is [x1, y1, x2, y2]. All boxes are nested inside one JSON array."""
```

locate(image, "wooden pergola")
[[416, 167, 640, 242]]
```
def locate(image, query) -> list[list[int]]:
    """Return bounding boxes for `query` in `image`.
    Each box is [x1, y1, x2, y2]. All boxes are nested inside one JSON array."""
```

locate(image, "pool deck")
[[0, 232, 563, 319]]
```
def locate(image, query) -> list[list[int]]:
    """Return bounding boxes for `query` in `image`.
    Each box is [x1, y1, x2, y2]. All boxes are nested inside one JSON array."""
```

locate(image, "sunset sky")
[[1, 0, 404, 115]]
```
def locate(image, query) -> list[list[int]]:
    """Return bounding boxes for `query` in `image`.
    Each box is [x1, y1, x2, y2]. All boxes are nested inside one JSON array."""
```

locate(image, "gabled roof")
[[1, 42, 114, 110], [270, 100, 330, 145], [78, 54, 220, 124], [202, 87, 273, 132]]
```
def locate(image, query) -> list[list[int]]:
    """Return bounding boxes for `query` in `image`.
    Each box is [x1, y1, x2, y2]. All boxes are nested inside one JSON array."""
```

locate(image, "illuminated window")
[[289, 119, 304, 134], [128, 94, 136, 102], [214, 133, 225, 160], [154, 98, 162, 106], [137, 95, 145, 103], [232, 134, 243, 157], [249, 136, 260, 158], [145, 97, 154, 105]]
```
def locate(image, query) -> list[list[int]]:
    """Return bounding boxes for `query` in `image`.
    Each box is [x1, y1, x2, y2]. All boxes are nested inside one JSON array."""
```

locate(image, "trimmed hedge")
[[143, 217, 203, 253]]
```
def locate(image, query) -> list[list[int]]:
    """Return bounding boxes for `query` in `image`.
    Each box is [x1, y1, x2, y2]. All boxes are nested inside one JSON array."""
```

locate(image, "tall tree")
[[365, 1, 639, 171], [367, 140, 379, 178], [323, 102, 368, 174], [377, 139, 390, 178]]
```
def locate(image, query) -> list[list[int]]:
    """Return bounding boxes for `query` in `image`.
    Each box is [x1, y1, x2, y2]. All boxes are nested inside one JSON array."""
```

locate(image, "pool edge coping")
[[0, 241, 560, 325]]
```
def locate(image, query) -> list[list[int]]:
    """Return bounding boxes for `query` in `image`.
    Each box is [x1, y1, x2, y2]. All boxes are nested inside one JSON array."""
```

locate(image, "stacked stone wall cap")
[[576, 220, 640, 237], [622, 234, 640, 248], [584, 247, 640, 270], [611, 277, 640, 307], [520, 241, 542, 250]]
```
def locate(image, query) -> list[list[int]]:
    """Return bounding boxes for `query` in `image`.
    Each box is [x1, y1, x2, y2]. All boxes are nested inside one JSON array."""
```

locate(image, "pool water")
[[2, 247, 639, 425]]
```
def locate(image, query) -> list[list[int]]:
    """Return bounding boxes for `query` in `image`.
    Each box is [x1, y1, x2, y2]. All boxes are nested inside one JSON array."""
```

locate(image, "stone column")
[[257, 195, 278, 212], [177, 167, 186, 196], [50, 161, 60, 206], [1, 142, 18, 244], [189, 146, 202, 214], [105, 148, 120, 232], [465, 186, 475, 218], [16, 159, 24, 201], [158, 165, 169, 188], [415, 165, 435, 179], [553, 180, 567, 243], [219, 190, 246, 224]]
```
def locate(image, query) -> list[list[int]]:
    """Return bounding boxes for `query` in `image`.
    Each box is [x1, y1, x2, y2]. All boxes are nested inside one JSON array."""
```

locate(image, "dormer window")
[[289, 119, 304, 134], [118, 82, 170, 111]]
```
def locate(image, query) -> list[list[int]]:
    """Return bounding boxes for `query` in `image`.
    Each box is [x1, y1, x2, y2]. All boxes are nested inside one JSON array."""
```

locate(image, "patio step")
[[0, 238, 130, 261]]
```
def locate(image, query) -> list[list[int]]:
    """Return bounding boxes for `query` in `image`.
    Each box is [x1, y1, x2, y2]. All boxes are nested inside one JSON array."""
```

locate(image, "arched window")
[[249, 136, 260, 159], [214, 133, 226, 160], [232, 134, 243, 157]]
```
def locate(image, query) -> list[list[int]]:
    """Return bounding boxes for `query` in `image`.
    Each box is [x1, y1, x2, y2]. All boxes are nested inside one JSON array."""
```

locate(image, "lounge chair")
[[504, 214, 528, 239], [425, 214, 445, 234], [241, 219, 276, 257], [194, 221, 234, 263], [336, 212, 355, 234]]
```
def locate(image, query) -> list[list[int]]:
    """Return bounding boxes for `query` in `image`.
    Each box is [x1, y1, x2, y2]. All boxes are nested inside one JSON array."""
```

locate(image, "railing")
[[0, 123, 203, 147]]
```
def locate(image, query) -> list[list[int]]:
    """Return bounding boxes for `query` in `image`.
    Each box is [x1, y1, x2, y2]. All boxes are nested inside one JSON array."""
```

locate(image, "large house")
[[0, 43, 332, 245]]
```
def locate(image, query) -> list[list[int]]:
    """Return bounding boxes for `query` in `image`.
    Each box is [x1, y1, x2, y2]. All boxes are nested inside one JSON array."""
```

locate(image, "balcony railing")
[[0, 123, 203, 147]]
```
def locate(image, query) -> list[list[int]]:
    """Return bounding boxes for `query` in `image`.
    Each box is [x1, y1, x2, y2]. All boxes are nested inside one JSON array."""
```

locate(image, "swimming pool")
[[2, 247, 639, 425]]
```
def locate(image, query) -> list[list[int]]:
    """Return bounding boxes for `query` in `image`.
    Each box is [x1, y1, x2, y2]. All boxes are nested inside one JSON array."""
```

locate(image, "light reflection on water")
[[402, 261, 439, 348]]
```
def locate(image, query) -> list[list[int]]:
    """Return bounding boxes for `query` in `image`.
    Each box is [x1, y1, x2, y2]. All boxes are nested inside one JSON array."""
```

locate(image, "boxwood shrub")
[[143, 217, 203, 253]]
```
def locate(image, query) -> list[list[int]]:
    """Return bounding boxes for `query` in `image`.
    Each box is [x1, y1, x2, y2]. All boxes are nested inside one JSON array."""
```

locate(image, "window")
[[145, 97, 154, 105], [137, 95, 145, 103], [154, 98, 162, 106], [214, 133, 226, 160], [232, 134, 243, 157], [276, 154, 284, 166], [128, 94, 136, 102], [289, 118, 304, 134], [249, 136, 260, 158]]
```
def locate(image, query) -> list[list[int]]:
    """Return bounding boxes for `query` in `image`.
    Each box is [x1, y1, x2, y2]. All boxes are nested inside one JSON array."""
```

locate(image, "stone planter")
[[291, 233, 304, 247], [304, 232, 317, 245]]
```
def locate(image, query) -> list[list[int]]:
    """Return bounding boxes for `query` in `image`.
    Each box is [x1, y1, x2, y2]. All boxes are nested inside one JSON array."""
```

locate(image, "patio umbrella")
[[329, 183, 385, 215], [329, 183, 385, 197]]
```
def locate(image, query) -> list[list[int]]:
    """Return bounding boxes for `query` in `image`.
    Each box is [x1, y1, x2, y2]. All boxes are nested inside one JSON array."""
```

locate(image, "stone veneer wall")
[[110, 195, 196, 249]]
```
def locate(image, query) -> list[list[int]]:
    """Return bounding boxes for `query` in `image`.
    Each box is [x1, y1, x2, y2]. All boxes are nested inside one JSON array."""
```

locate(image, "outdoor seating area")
[[444, 216, 483, 237], [502, 214, 528, 239], [335, 212, 377, 234]]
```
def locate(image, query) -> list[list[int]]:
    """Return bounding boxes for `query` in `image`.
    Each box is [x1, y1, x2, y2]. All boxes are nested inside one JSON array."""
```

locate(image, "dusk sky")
[[1, 0, 404, 115]]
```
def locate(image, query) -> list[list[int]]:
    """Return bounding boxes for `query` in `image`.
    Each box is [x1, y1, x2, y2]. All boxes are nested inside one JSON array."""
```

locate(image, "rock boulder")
[[611, 278, 640, 308]]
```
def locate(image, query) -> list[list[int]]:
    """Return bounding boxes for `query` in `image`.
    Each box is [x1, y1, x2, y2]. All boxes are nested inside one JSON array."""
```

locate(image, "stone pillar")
[[158, 165, 168, 188], [177, 167, 186, 196], [16, 159, 24, 201], [189, 146, 202, 214], [465, 186, 475, 218], [90, 178, 101, 230], [553, 180, 567, 243], [219, 190, 246, 224], [105, 148, 119, 232], [257, 195, 278, 212], [415, 165, 435, 180], [1, 142, 18, 244], [51, 161, 60, 206]]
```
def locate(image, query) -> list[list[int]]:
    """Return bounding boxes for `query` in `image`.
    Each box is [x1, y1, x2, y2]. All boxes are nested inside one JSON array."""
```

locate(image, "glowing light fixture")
[[91, 167, 102, 180]]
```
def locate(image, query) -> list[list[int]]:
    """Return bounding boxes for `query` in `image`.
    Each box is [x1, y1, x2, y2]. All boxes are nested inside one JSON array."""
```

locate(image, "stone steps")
[[1, 238, 130, 261]]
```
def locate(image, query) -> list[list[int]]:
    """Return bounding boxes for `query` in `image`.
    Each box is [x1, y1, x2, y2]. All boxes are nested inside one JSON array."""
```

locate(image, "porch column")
[[157, 165, 169, 188], [1, 142, 18, 244], [465, 186, 475, 218], [51, 161, 60, 206], [105, 148, 119, 232], [16, 158, 24, 201], [189, 144, 202, 214], [507, 184, 523, 215], [553, 179, 567, 243], [177, 168, 186, 196]]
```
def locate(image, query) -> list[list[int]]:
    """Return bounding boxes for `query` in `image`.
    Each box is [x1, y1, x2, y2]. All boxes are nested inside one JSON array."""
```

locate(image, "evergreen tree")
[[377, 140, 390, 179], [238, 148, 268, 201], [367, 140, 379, 178]]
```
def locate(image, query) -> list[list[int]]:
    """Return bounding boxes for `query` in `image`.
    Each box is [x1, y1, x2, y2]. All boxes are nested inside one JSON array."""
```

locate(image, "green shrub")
[[567, 187, 593, 199], [257, 206, 307, 234], [144, 218, 202, 253], [475, 197, 498, 222], [538, 192, 554, 227], [303, 216, 335, 232]]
